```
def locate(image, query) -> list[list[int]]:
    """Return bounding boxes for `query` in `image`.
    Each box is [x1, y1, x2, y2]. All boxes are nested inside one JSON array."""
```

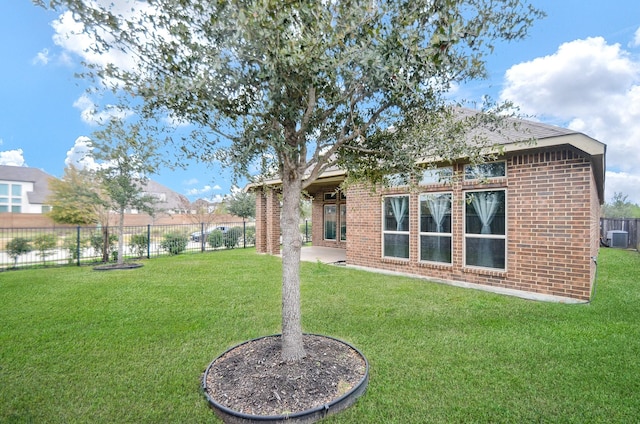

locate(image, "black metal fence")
[[600, 218, 640, 250], [0, 222, 256, 270]]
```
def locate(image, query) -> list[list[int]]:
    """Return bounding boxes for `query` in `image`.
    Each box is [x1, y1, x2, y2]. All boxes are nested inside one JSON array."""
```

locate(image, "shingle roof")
[[0, 165, 54, 204]]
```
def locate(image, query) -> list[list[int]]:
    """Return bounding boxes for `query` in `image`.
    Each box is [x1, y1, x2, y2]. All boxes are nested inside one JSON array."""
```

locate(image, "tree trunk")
[[117, 209, 125, 265], [102, 226, 110, 263], [280, 169, 306, 362]]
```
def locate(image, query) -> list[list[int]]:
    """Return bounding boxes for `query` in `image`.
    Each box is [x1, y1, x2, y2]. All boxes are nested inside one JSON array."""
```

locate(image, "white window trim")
[[382, 194, 410, 259], [419, 191, 453, 264], [463, 188, 508, 270]]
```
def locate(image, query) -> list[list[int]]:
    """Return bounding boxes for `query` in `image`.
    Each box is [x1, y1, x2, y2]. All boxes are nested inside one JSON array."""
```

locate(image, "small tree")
[[6, 237, 32, 268], [227, 189, 256, 222], [91, 118, 161, 266], [33, 234, 58, 265]]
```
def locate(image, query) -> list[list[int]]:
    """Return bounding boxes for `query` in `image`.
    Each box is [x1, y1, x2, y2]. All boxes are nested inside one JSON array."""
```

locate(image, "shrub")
[[224, 226, 244, 249], [129, 233, 149, 257], [208, 230, 225, 248], [62, 236, 87, 264], [89, 232, 118, 260], [244, 226, 256, 246], [6, 237, 32, 267], [161, 233, 188, 255], [33, 233, 58, 264]]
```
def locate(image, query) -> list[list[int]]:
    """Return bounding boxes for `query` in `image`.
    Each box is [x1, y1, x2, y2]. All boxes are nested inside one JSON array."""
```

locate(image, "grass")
[[1, 248, 639, 423]]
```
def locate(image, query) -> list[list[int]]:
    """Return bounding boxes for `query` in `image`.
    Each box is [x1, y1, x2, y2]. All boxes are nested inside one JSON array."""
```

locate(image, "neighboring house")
[[252, 114, 606, 303], [0, 165, 54, 213], [0, 165, 189, 216], [137, 179, 190, 215]]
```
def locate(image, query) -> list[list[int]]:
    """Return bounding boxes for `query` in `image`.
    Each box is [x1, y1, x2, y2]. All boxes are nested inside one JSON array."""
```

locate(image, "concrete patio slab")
[[300, 246, 346, 264]]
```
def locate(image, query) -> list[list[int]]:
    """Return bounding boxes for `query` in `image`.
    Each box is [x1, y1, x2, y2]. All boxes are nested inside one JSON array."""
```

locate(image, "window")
[[339, 204, 347, 241], [0, 183, 22, 213], [419, 193, 452, 264], [383, 195, 410, 259], [385, 173, 410, 187], [324, 204, 337, 240], [464, 190, 506, 269], [464, 161, 506, 180], [420, 167, 453, 185]]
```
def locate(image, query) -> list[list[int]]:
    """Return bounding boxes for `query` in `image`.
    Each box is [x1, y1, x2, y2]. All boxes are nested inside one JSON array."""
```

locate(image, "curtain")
[[428, 195, 450, 233], [470, 192, 500, 268], [471, 192, 499, 234], [390, 197, 408, 231]]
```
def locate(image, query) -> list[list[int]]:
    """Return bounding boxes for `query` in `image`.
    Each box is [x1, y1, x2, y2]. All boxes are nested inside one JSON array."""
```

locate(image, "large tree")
[[37, 0, 543, 361]]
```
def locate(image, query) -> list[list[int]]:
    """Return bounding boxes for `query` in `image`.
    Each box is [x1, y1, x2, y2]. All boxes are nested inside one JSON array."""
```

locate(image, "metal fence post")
[[147, 224, 151, 259], [305, 219, 309, 243]]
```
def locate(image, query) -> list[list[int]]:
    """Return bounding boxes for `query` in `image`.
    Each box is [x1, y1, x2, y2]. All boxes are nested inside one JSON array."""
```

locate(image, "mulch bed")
[[204, 334, 367, 417], [93, 262, 143, 271]]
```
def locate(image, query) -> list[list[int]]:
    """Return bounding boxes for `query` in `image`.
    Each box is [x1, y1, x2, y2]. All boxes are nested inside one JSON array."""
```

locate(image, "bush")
[[89, 232, 118, 260], [208, 230, 225, 248], [244, 226, 256, 246], [6, 237, 32, 267], [161, 233, 188, 255], [62, 236, 87, 264], [33, 233, 58, 263], [129, 233, 149, 257], [224, 226, 244, 249]]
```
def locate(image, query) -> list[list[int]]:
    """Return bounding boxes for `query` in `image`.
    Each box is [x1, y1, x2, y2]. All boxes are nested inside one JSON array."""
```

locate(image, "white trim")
[[463, 188, 507, 271]]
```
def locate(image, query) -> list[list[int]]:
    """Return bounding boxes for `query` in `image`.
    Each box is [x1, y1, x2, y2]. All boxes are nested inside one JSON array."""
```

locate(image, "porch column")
[[265, 188, 281, 255], [255, 188, 268, 253]]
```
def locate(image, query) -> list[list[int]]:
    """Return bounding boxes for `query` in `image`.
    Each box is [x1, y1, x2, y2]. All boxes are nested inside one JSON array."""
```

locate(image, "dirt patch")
[[204, 334, 367, 417]]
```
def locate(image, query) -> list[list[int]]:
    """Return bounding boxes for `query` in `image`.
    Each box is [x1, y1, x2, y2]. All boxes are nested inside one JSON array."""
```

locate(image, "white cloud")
[[632, 27, 640, 48], [32, 48, 50, 65], [500, 36, 640, 204], [73, 94, 133, 125], [185, 184, 222, 197], [183, 178, 199, 186], [606, 171, 640, 205], [65, 136, 99, 170], [0, 149, 27, 167]]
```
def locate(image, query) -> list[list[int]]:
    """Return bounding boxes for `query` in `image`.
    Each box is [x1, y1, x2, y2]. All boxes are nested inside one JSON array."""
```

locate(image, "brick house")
[[253, 116, 606, 303]]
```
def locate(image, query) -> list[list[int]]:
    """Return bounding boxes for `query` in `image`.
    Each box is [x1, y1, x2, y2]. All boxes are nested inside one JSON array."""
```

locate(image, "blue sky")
[[1, 1, 640, 203]]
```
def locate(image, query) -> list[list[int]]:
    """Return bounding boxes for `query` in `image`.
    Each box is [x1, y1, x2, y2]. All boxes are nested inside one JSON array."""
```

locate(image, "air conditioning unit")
[[606, 230, 628, 248]]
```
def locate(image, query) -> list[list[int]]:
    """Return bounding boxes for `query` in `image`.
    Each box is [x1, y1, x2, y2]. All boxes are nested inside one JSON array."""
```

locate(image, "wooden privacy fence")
[[600, 218, 640, 250]]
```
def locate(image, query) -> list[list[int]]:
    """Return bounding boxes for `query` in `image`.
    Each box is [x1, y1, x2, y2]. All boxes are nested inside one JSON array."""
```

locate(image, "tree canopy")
[[602, 192, 640, 219]]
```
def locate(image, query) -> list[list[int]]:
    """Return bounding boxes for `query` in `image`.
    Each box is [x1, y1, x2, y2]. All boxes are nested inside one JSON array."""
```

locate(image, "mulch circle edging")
[[202, 334, 369, 424], [92, 262, 143, 271]]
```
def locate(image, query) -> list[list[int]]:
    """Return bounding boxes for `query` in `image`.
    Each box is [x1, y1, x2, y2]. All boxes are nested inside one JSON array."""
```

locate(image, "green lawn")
[[1, 248, 639, 423]]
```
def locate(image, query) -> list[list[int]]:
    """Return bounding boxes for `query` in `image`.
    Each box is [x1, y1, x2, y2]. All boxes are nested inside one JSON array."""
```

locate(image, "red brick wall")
[[345, 148, 596, 301], [254, 188, 281, 255]]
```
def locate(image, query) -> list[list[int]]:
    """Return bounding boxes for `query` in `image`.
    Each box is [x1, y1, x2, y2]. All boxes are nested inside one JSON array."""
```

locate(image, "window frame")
[[323, 204, 337, 241], [419, 191, 453, 264], [464, 161, 507, 181], [463, 189, 507, 270], [382, 194, 410, 260], [420, 167, 454, 185]]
